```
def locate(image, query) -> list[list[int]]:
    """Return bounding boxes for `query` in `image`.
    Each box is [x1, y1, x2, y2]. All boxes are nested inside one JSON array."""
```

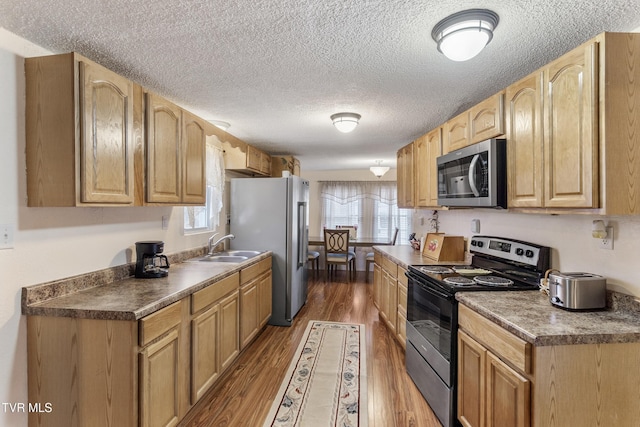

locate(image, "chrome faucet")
[[208, 233, 235, 255]]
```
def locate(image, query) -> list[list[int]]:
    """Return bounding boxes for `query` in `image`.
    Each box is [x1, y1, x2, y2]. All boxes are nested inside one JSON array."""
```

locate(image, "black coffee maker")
[[135, 241, 170, 278]]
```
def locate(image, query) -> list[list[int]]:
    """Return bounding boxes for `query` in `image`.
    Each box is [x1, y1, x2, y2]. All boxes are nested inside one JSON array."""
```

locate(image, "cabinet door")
[[79, 60, 134, 204], [414, 134, 429, 206], [373, 263, 382, 309], [219, 291, 239, 372], [396, 282, 407, 347], [246, 145, 263, 172], [458, 330, 486, 427], [397, 143, 414, 208], [444, 111, 470, 153], [240, 281, 259, 349], [506, 72, 544, 207], [146, 93, 182, 203], [258, 270, 272, 327], [470, 92, 505, 144], [486, 352, 530, 427], [190, 304, 219, 403], [543, 42, 598, 208], [425, 127, 442, 207], [260, 152, 272, 175], [139, 328, 181, 427], [182, 111, 206, 204], [387, 274, 397, 334]]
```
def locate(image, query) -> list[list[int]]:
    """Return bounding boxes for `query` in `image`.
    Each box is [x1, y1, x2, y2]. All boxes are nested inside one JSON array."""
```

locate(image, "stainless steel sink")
[[189, 249, 264, 263], [198, 255, 249, 263], [221, 250, 263, 257]]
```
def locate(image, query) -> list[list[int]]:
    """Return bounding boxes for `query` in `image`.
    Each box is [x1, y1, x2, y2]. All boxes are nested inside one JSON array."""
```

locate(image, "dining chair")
[[307, 250, 320, 276], [323, 229, 355, 282], [366, 227, 399, 282], [336, 225, 357, 256]]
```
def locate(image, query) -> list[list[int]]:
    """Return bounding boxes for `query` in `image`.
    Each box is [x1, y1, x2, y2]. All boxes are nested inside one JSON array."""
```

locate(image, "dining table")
[[307, 236, 394, 247]]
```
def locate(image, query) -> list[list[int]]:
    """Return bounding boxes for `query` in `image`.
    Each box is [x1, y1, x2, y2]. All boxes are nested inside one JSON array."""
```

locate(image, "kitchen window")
[[184, 144, 225, 233], [319, 181, 411, 243]]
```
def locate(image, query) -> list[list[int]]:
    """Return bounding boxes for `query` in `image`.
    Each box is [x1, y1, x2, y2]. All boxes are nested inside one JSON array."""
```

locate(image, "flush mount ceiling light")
[[209, 120, 231, 131], [431, 9, 499, 62], [370, 160, 390, 178], [330, 112, 361, 133]]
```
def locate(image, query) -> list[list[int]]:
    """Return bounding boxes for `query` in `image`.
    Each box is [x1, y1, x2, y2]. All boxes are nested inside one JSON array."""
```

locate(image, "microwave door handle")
[[468, 154, 481, 197]]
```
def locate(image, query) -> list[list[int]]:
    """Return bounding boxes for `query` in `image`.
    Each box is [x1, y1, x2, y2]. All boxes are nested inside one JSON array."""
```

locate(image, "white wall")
[[411, 209, 640, 297], [0, 30, 224, 426]]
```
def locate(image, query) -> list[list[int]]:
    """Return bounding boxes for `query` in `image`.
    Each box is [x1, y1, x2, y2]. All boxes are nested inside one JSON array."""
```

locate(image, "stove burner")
[[473, 275, 514, 287], [444, 276, 476, 286], [419, 266, 454, 274]]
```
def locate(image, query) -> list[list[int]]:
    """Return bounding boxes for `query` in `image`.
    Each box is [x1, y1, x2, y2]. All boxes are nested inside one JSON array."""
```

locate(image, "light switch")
[[0, 223, 15, 249], [471, 219, 480, 234]]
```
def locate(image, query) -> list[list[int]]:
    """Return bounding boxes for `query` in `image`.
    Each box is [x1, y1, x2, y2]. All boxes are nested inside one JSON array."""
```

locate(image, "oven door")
[[406, 272, 456, 386], [437, 138, 506, 208]]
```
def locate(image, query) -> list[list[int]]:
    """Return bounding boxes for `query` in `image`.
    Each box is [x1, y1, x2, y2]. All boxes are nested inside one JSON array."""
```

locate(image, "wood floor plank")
[[179, 271, 443, 427]]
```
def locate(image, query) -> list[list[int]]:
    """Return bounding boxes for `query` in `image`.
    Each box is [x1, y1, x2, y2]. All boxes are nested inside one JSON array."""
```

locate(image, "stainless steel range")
[[405, 235, 550, 427]]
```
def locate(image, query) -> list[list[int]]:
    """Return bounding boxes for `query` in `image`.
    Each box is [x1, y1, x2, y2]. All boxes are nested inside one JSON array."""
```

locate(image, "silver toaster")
[[548, 272, 607, 311]]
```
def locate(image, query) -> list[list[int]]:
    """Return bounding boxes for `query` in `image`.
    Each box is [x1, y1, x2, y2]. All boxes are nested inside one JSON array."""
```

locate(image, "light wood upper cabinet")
[[470, 91, 505, 144], [506, 72, 544, 207], [507, 33, 640, 214], [543, 41, 598, 208], [443, 110, 470, 153], [397, 142, 414, 208], [225, 142, 272, 176], [146, 93, 206, 205], [415, 127, 442, 207], [146, 93, 182, 204], [26, 53, 135, 206]]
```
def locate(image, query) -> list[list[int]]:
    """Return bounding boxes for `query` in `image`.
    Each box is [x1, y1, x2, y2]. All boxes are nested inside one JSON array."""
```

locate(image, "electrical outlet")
[[0, 223, 15, 249], [599, 226, 613, 250], [162, 216, 169, 230]]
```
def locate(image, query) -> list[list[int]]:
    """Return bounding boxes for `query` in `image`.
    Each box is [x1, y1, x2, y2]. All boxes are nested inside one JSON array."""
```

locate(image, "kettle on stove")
[[135, 241, 170, 278]]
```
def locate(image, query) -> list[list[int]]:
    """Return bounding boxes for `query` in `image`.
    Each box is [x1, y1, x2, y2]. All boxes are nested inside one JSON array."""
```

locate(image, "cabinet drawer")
[[458, 304, 531, 374], [381, 257, 398, 276], [192, 272, 239, 314], [139, 301, 182, 346], [240, 257, 271, 285]]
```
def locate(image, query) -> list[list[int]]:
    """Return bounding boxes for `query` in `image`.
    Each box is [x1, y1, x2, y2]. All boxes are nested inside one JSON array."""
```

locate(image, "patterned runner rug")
[[262, 320, 368, 427]]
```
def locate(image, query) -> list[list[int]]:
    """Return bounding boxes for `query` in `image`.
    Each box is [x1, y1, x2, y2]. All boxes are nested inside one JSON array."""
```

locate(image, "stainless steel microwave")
[[436, 138, 507, 208]]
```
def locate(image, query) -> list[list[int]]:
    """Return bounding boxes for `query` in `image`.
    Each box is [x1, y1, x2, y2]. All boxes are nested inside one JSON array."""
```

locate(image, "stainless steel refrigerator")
[[229, 176, 309, 326]]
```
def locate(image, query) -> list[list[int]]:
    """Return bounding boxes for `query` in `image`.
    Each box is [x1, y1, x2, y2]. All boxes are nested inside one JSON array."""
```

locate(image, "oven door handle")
[[406, 272, 455, 301]]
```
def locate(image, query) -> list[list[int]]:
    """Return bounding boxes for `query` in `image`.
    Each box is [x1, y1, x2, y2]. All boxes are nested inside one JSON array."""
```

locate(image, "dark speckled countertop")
[[21, 252, 271, 321], [456, 290, 640, 346]]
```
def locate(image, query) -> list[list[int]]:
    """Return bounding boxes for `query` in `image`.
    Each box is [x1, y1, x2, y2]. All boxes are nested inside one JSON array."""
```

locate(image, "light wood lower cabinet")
[[373, 251, 406, 347], [458, 304, 640, 427], [26, 258, 271, 427], [240, 257, 272, 349]]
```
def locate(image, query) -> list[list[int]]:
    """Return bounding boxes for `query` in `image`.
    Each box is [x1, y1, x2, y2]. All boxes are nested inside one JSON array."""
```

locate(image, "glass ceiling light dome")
[[370, 160, 390, 178], [431, 9, 499, 62], [330, 112, 361, 133]]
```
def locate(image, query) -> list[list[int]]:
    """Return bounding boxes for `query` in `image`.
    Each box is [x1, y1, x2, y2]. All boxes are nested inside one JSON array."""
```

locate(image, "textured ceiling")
[[2, 0, 640, 171]]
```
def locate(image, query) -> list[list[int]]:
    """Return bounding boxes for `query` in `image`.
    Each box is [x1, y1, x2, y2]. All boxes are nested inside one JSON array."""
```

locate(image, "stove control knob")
[[470, 240, 477, 247], [525, 250, 534, 258], [515, 248, 524, 256], [476, 241, 484, 248]]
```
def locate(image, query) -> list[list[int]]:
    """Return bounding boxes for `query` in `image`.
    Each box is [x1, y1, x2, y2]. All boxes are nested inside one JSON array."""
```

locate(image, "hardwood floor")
[[179, 270, 443, 427]]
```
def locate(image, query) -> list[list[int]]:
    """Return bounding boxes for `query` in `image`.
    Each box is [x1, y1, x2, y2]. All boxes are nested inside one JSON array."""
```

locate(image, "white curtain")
[[207, 144, 225, 228], [319, 181, 409, 242]]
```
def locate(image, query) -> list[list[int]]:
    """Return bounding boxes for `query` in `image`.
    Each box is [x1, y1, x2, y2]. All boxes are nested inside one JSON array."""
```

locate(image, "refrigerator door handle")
[[297, 201, 307, 267]]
